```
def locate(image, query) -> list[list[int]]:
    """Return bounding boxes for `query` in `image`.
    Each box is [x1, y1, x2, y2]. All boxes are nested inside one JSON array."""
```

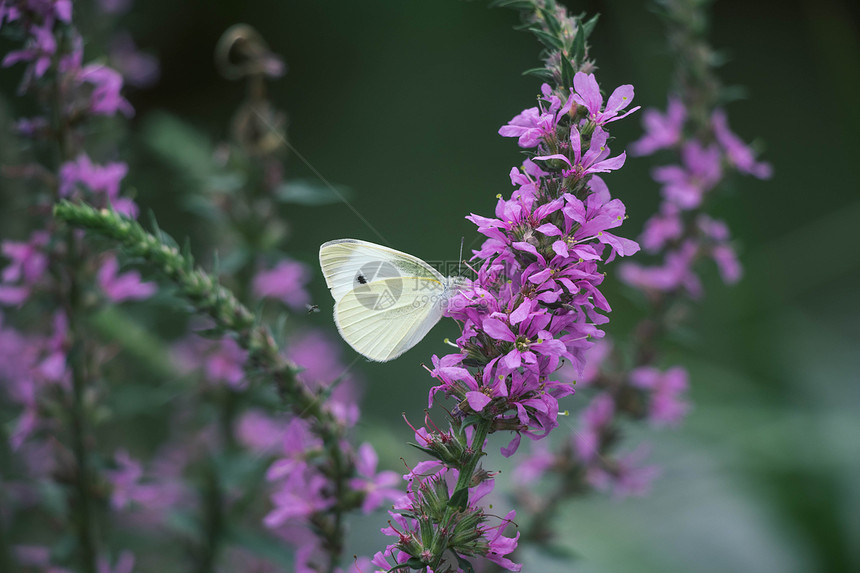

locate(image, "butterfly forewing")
[[319, 239, 445, 302]]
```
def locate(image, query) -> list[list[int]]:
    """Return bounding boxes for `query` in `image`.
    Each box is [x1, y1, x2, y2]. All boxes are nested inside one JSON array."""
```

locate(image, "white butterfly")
[[319, 239, 463, 362]]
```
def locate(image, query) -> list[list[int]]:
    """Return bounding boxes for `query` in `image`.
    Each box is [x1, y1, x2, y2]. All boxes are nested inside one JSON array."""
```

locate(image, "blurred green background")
[[2, 0, 859, 571]]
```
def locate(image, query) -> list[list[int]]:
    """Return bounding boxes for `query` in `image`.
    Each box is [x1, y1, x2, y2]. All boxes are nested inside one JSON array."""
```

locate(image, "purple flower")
[[59, 154, 137, 216], [499, 83, 574, 148], [286, 329, 361, 426], [630, 97, 686, 156], [108, 32, 160, 88], [0, 231, 49, 305], [712, 109, 772, 179], [587, 445, 660, 498], [377, 466, 521, 571], [535, 125, 627, 179], [264, 467, 333, 527], [640, 203, 683, 252], [618, 240, 702, 298], [98, 0, 133, 14], [172, 332, 248, 389], [630, 366, 690, 426], [76, 63, 134, 117], [574, 393, 614, 462], [652, 141, 722, 210], [236, 409, 288, 453], [348, 443, 402, 514], [104, 450, 183, 523], [483, 510, 522, 572], [253, 260, 311, 310], [14, 545, 73, 573], [97, 551, 135, 573], [698, 214, 742, 284], [2, 24, 56, 78], [265, 418, 322, 482], [571, 71, 640, 126], [512, 441, 555, 484], [97, 255, 156, 302]]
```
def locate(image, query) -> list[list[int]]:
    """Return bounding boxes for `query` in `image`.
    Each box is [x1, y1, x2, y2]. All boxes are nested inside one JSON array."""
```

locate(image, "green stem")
[[53, 201, 356, 567], [430, 418, 492, 570], [66, 235, 98, 573]]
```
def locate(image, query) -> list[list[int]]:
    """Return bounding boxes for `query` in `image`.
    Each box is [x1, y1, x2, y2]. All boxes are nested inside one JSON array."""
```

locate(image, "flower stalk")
[[374, 1, 641, 570], [502, 0, 773, 560]]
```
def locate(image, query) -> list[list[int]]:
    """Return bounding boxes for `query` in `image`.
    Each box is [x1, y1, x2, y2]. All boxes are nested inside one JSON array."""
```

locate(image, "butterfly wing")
[[319, 239, 446, 303], [333, 275, 446, 361]]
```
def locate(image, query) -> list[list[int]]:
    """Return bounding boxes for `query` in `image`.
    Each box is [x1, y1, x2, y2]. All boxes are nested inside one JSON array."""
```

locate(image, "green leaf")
[[542, 542, 583, 561], [530, 28, 564, 51], [448, 487, 469, 510], [408, 442, 438, 457], [208, 172, 246, 194], [274, 178, 350, 206], [488, 0, 535, 9], [560, 54, 576, 88], [406, 557, 426, 569], [142, 112, 215, 190], [571, 25, 587, 65], [224, 527, 294, 568], [522, 67, 553, 80], [193, 327, 227, 340], [455, 553, 476, 573], [539, 7, 562, 37], [581, 13, 601, 38]]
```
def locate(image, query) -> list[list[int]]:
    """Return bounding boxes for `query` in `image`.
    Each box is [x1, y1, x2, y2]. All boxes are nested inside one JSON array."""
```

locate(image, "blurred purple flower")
[[252, 259, 311, 311], [264, 468, 333, 527], [712, 109, 772, 179], [630, 366, 690, 427], [172, 333, 248, 389], [587, 445, 660, 498], [348, 443, 402, 514], [14, 545, 73, 573], [109, 32, 160, 88], [286, 329, 360, 426], [76, 63, 134, 117], [0, 231, 49, 305], [97, 551, 135, 573], [98, 0, 133, 14], [97, 255, 156, 302], [2, 24, 56, 78], [59, 154, 138, 216], [630, 97, 686, 156], [640, 203, 682, 253], [652, 141, 722, 210], [619, 240, 702, 298], [574, 393, 614, 462], [236, 409, 288, 453], [105, 450, 183, 519]]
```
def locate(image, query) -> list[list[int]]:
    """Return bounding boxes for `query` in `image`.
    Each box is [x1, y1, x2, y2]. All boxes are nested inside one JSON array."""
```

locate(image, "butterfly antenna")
[[458, 236, 464, 277]]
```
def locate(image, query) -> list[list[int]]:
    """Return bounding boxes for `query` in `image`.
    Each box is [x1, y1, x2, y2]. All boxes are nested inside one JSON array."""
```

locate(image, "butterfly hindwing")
[[333, 275, 446, 361]]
